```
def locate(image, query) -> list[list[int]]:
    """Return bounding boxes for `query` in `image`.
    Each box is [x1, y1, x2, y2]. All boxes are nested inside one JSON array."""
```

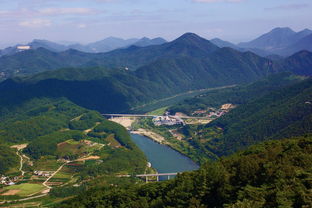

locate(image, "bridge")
[[118, 172, 180, 182], [102, 114, 210, 120]]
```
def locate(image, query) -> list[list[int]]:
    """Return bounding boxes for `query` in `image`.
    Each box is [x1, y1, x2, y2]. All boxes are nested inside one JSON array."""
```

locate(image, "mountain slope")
[[206, 78, 312, 156], [134, 47, 275, 92], [239, 27, 297, 50], [0, 67, 175, 113], [238, 27, 312, 56], [210, 38, 238, 49], [280, 50, 312, 76], [92, 32, 220, 71], [283, 34, 312, 56], [0, 48, 98, 79], [85, 37, 139, 53], [132, 37, 167, 47], [29, 39, 69, 52], [169, 72, 303, 115]]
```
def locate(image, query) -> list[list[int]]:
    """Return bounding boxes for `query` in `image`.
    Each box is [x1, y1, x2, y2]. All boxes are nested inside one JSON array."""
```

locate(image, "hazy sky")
[[0, 0, 311, 47]]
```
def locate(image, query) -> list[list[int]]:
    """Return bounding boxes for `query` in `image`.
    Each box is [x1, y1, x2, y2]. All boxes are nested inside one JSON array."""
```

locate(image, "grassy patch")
[[106, 134, 121, 148], [147, 107, 168, 115], [4, 183, 45, 197], [33, 156, 61, 171]]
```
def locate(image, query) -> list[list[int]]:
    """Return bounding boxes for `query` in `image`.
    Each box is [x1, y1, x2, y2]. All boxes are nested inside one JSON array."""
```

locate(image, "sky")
[[0, 0, 311, 47]]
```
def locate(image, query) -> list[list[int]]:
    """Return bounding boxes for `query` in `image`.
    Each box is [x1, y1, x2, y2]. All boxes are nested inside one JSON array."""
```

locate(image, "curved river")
[[130, 134, 199, 179]]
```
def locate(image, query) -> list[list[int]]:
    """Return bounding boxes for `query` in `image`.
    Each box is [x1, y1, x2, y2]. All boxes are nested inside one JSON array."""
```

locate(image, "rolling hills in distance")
[[0, 33, 311, 114], [1, 28, 312, 81], [0, 37, 167, 57], [1, 27, 311, 65], [0, 29, 312, 207]]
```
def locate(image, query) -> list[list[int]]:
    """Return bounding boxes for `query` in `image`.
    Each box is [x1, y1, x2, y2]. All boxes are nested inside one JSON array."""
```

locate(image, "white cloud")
[[39, 8, 99, 16], [265, 4, 309, 11], [19, 19, 51, 27], [77, 24, 87, 28]]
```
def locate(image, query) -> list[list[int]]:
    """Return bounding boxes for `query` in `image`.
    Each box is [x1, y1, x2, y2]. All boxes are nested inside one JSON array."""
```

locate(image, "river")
[[130, 133, 199, 180]]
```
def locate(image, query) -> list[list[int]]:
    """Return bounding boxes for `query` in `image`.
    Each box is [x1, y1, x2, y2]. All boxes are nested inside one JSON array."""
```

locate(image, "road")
[[102, 113, 211, 120], [43, 161, 69, 189]]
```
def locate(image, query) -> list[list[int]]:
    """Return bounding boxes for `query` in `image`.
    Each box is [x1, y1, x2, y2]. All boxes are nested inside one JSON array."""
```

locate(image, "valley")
[[0, 29, 311, 207]]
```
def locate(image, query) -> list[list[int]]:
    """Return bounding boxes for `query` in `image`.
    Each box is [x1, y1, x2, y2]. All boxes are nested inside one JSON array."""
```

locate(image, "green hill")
[[0, 97, 146, 176], [204, 77, 312, 156], [169, 73, 304, 115]]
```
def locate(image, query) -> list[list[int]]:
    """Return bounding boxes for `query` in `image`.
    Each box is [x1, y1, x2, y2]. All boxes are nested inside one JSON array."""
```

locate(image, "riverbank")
[[109, 116, 200, 164], [109, 117, 167, 144], [109, 117, 136, 130], [130, 128, 166, 144]]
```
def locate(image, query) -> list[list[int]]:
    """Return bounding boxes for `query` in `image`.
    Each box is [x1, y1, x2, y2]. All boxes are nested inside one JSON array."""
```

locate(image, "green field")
[[4, 183, 46, 197]]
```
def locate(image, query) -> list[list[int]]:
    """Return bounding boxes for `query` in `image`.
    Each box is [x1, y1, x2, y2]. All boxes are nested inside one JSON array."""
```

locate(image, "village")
[[152, 104, 235, 127], [152, 113, 185, 126], [0, 175, 18, 186], [191, 103, 236, 118]]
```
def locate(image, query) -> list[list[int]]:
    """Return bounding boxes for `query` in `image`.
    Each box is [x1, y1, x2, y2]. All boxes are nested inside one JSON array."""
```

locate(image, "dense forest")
[[60, 135, 312, 208], [169, 73, 303, 115], [0, 145, 19, 175], [206, 77, 312, 156]]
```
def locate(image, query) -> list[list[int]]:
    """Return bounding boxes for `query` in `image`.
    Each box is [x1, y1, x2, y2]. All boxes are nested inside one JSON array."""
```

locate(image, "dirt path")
[[42, 162, 69, 189], [0, 193, 48, 205], [84, 122, 101, 134], [11, 144, 28, 177], [16, 151, 25, 176]]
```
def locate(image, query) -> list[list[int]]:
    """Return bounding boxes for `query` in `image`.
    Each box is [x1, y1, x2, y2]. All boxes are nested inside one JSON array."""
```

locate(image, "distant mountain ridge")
[[0, 36, 167, 57], [238, 27, 312, 56], [1, 27, 312, 58], [1, 32, 312, 81]]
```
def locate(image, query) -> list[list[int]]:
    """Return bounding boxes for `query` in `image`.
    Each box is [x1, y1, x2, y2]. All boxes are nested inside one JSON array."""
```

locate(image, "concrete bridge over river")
[[102, 114, 210, 120], [118, 172, 179, 182]]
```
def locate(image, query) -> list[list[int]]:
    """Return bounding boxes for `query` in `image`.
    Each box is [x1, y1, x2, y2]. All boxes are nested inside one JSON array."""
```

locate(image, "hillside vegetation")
[[169, 73, 303, 115], [0, 97, 146, 176], [60, 135, 312, 208], [206, 77, 312, 156]]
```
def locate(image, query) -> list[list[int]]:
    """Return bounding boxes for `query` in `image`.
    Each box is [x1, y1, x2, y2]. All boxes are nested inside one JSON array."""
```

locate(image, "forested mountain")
[[283, 34, 312, 57], [0, 44, 311, 114], [0, 68, 171, 113], [0, 36, 167, 57], [0, 48, 98, 80], [132, 37, 167, 47], [0, 145, 19, 174], [169, 73, 303, 115], [60, 135, 312, 208], [0, 33, 219, 80], [280, 50, 312, 76], [210, 38, 272, 57], [1, 32, 312, 82], [205, 78, 312, 156], [239, 27, 301, 49], [134, 47, 276, 91]]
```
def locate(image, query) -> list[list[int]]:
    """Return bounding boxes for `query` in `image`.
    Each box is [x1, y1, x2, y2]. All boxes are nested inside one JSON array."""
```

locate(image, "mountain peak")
[[176, 33, 202, 41], [270, 27, 295, 33]]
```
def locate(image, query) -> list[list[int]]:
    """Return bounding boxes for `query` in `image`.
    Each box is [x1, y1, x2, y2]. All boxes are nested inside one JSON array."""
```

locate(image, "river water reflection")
[[130, 133, 199, 180]]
